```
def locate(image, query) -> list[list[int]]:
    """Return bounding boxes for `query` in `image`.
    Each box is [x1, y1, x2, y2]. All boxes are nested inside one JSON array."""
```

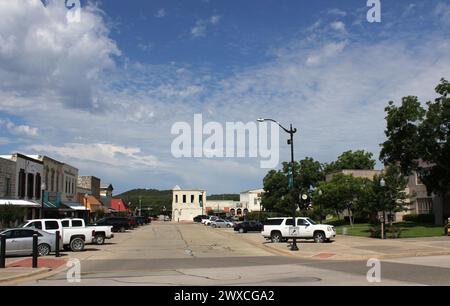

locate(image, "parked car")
[[261, 217, 336, 243], [204, 216, 219, 226], [234, 220, 263, 233], [211, 219, 229, 228], [21, 219, 92, 252], [194, 215, 208, 223], [95, 217, 131, 233], [0, 228, 63, 257], [62, 218, 114, 245]]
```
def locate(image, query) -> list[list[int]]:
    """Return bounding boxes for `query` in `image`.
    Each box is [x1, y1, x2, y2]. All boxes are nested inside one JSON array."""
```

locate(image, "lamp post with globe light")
[[40, 182, 46, 218], [380, 178, 386, 239], [258, 118, 299, 251]]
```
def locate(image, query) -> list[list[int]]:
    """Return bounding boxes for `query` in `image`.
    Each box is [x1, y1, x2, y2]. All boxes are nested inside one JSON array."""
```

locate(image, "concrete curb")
[[0, 258, 69, 285], [0, 268, 51, 285]]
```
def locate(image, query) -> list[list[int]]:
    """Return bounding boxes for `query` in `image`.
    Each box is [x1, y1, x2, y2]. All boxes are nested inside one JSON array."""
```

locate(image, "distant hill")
[[114, 189, 172, 214], [114, 189, 240, 213], [207, 194, 240, 201]]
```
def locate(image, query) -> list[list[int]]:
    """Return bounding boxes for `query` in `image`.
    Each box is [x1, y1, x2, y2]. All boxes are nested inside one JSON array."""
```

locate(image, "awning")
[[43, 201, 58, 209], [0, 200, 41, 208], [62, 202, 90, 211]]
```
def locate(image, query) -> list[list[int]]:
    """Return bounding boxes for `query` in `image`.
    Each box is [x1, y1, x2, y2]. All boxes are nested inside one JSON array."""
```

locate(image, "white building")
[[240, 188, 264, 213], [172, 185, 206, 222], [206, 200, 241, 216]]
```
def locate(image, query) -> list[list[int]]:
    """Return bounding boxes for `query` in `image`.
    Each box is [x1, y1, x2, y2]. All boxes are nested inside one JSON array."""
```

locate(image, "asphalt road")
[[20, 222, 450, 286]]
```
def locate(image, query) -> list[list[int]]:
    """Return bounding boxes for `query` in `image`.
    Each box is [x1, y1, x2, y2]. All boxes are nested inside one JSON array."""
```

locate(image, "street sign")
[[289, 226, 300, 236]]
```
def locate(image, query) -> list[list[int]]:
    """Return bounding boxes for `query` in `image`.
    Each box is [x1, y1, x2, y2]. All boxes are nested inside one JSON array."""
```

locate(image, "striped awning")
[[43, 201, 58, 209]]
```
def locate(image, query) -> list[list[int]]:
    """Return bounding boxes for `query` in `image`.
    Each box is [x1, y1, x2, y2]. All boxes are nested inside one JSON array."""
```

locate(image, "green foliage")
[[380, 79, 450, 220], [245, 211, 286, 221], [403, 214, 435, 224], [207, 194, 240, 201], [324, 150, 376, 173], [115, 189, 172, 214], [262, 157, 324, 214], [370, 225, 403, 239], [0, 205, 25, 227]]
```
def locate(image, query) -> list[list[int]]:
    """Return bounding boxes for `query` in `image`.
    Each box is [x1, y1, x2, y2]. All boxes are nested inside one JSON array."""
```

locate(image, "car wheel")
[[227, 224, 231, 228], [271, 231, 282, 243], [314, 231, 326, 243], [239, 228, 244, 234], [38, 243, 51, 256], [70, 238, 85, 252], [95, 235, 105, 245]]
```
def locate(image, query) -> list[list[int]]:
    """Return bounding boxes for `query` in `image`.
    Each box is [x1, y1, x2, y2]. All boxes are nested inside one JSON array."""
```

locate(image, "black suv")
[[233, 221, 263, 233], [96, 217, 130, 232]]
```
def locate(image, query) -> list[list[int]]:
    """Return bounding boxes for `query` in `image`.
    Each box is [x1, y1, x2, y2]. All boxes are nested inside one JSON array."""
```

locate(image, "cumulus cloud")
[[0, 0, 120, 111], [155, 8, 166, 18], [0, 119, 38, 137], [28, 143, 161, 168], [330, 21, 346, 32], [191, 15, 222, 38]]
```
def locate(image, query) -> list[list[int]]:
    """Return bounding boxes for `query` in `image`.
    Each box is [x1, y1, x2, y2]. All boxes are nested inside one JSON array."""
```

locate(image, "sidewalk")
[[220, 229, 450, 261], [0, 258, 67, 284]]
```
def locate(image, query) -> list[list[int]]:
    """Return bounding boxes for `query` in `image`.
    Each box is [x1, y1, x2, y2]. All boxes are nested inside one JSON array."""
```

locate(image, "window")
[[26, 221, 42, 230], [175, 195, 178, 203], [199, 194, 203, 203], [35, 174, 41, 199], [27, 173, 34, 199], [18, 169, 26, 199], [15, 230, 35, 238], [415, 172, 424, 186], [62, 220, 69, 227], [5, 177, 11, 197], [297, 219, 309, 226], [418, 198, 433, 214], [72, 220, 83, 227], [45, 221, 59, 230], [285, 219, 293, 226], [2, 230, 13, 239], [65, 178, 68, 193], [183, 195, 186, 203], [191, 195, 195, 203], [264, 218, 284, 226]]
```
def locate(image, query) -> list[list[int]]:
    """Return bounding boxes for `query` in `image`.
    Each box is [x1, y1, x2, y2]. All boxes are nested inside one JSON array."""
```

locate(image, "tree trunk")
[[348, 207, 354, 227]]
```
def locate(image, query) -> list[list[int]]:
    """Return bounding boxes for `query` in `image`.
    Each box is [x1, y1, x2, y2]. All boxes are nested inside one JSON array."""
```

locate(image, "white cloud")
[[0, 0, 120, 111], [0, 119, 38, 137], [191, 21, 206, 37], [327, 8, 347, 17], [191, 15, 222, 38], [210, 15, 221, 25], [28, 143, 161, 168], [305, 41, 348, 66], [155, 8, 166, 18], [330, 21, 346, 32]]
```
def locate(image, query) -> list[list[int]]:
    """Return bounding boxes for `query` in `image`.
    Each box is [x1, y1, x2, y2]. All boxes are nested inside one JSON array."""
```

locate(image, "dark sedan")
[[233, 221, 263, 233]]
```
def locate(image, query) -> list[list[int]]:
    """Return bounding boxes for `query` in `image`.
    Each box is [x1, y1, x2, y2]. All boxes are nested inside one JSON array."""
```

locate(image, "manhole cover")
[[271, 277, 321, 283]]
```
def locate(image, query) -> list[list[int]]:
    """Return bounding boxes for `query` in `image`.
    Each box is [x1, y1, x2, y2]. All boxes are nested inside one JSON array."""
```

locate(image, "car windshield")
[[306, 218, 317, 225], [17, 222, 27, 228]]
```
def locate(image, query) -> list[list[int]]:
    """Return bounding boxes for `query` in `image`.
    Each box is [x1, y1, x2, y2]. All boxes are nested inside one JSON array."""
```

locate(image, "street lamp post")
[[84, 193, 89, 223], [380, 178, 386, 240], [258, 118, 299, 251], [40, 183, 46, 218], [318, 190, 323, 224], [139, 196, 142, 217]]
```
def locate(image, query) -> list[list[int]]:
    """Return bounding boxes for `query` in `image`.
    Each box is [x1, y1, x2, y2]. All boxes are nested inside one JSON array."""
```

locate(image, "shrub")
[[403, 214, 435, 224], [370, 225, 402, 239]]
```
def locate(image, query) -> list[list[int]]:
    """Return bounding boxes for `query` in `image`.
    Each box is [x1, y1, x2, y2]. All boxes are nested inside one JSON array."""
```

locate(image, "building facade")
[[205, 200, 241, 216], [172, 185, 206, 222], [78, 176, 101, 200], [0, 157, 16, 199], [240, 189, 265, 213]]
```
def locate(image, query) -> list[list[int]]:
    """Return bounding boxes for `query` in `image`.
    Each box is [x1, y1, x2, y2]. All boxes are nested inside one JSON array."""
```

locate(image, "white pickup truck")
[[21, 219, 92, 252], [261, 217, 336, 243], [61, 218, 114, 245]]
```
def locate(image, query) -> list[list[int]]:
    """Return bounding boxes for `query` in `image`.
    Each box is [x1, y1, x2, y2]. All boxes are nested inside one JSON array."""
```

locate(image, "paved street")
[[14, 222, 450, 286]]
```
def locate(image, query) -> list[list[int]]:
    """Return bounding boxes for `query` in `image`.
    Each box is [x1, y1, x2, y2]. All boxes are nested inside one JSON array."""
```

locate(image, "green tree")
[[368, 165, 409, 226], [0, 205, 25, 228], [314, 174, 370, 226], [325, 150, 376, 173], [262, 157, 324, 214], [380, 79, 450, 223]]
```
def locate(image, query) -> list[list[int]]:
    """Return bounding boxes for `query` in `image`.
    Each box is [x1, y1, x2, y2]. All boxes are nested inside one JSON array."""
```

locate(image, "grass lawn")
[[334, 222, 445, 238]]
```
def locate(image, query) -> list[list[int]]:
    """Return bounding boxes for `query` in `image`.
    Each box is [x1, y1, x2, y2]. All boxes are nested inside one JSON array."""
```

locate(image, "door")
[[3, 230, 19, 255], [297, 219, 312, 238], [13, 230, 35, 255], [284, 219, 296, 237]]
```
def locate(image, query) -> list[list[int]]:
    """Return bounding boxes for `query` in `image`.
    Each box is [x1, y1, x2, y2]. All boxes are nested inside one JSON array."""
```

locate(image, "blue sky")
[[0, 0, 449, 195]]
